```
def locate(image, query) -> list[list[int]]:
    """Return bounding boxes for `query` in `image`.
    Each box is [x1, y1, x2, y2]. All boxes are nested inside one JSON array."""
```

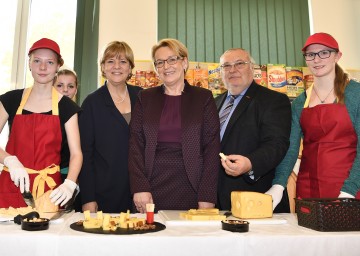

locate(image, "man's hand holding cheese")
[[220, 154, 252, 177]]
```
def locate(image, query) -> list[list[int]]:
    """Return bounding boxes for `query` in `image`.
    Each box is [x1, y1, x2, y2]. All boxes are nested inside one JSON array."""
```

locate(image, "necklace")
[[312, 86, 334, 104], [111, 86, 128, 104]]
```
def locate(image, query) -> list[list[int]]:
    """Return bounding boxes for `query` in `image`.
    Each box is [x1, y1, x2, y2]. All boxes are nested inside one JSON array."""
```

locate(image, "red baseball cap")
[[28, 38, 62, 57], [302, 32, 339, 52]]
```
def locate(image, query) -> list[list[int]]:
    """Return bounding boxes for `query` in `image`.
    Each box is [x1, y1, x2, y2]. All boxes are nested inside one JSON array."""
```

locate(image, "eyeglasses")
[[154, 56, 184, 68], [220, 61, 251, 71], [303, 50, 337, 61]]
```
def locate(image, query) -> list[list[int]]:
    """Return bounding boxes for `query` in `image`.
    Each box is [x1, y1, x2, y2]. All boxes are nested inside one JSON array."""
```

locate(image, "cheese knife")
[[22, 191, 36, 208]]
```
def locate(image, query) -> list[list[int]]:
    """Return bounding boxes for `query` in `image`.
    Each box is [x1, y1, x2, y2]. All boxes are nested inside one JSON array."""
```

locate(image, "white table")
[[1, 213, 359, 256]]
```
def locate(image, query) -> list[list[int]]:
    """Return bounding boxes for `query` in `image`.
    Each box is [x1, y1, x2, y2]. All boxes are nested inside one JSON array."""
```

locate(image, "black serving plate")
[[70, 221, 166, 235]]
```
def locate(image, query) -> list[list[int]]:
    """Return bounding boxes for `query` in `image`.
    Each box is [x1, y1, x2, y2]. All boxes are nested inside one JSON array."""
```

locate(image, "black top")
[[0, 89, 81, 168]]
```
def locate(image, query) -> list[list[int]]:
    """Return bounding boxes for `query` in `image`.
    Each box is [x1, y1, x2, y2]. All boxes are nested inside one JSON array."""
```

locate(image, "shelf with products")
[[127, 60, 225, 96], [126, 60, 360, 98]]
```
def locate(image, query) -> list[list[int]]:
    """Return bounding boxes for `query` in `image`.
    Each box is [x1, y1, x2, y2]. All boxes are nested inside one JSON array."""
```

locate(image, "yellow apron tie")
[[3, 164, 60, 199]]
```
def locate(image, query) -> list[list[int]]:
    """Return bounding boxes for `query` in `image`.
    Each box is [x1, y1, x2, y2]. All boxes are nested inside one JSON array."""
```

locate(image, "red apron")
[[298, 87, 360, 199], [0, 87, 62, 208]]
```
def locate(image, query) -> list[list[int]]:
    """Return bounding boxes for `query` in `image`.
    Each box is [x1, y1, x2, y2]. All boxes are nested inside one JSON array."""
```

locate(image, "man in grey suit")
[[215, 48, 291, 213]]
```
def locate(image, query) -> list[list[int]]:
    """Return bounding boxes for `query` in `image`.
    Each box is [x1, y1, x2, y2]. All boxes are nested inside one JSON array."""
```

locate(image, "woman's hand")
[[82, 201, 98, 213], [198, 202, 215, 209], [4, 155, 30, 193], [133, 192, 153, 213], [220, 154, 252, 177], [50, 179, 77, 206]]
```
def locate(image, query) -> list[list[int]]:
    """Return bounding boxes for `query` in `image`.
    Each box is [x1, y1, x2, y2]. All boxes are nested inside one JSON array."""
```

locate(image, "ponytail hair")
[[334, 63, 349, 104]]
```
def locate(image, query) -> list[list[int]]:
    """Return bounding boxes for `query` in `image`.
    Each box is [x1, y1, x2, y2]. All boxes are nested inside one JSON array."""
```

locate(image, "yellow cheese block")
[[83, 210, 104, 229], [231, 191, 272, 219], [180, 208, 226, 221], [81, 210, 148, 230], [102, 214, 111, 231], [83, 218, 103, 229], [83, 210, 91, 220]]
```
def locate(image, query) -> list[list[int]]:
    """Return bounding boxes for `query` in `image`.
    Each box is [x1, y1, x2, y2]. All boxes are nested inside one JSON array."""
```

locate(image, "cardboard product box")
[[193, 68, 209, 89], [303, 74, 314, 90], [128, 74, 136, 86], [145, 71, 159, 87], [267, 64, 287, 94], [254, 64, 268, 87], [286, 66, 304, 98], [185, 69, 194, 85], [208, 64, 225, 96], [135, 70, 146, 87]]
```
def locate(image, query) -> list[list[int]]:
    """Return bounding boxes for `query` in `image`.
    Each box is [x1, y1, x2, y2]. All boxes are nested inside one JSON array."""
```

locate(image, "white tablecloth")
[[1, 212, 359, 256]]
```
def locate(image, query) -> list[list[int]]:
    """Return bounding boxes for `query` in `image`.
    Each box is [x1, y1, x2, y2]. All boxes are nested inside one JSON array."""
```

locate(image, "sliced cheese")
[[83, 218, 102, 229], [102, 214, 111, 231], [83, 210, 104, 229], [119, 212, 126, 223], [96, 211, 103, 220], [231, 191, 272, 219], [0, 206, 34, 216], [180, 208, 226, 221], [83, 210, 91, 220], [82, 210, 149, 230]]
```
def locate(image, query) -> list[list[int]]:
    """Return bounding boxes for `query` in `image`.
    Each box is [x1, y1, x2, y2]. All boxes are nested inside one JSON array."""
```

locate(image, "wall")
[[99, 0, 359, 69], [99, 0, 157, 60], [309, 0, 360, 69]]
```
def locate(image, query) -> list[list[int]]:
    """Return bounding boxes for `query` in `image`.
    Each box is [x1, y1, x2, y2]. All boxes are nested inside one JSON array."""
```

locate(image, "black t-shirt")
[[0, 89, 81, 168]]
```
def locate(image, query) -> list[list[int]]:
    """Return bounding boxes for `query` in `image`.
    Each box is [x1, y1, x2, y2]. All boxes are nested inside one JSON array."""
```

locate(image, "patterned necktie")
[[219, 95, 237, 129]]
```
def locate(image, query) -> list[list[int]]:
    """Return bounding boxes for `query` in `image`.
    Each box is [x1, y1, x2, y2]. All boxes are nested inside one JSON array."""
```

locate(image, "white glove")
[[4, 155, 30, 193], [265, 184, 285, 210], [50, 179, 77, 206], [338, 191, 355, 198]]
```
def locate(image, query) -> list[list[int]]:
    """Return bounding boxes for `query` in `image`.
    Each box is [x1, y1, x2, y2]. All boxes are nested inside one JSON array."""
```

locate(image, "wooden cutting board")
[[158, 210, 287, 226]]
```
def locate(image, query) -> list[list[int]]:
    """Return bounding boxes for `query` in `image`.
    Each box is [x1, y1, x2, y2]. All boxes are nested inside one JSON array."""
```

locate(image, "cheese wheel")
[[35, 190, 59, 213], [231, 191, 272, 219]]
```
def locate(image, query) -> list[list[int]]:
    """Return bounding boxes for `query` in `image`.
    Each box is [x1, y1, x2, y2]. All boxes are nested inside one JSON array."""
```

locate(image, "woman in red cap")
[[0, 38, 82, 208], [267, 32, 360, 208]]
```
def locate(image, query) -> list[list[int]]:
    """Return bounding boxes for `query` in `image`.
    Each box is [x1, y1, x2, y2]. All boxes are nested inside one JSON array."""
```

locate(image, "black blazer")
[[78, 83, 142, 213], [215, 81, 291, 212]]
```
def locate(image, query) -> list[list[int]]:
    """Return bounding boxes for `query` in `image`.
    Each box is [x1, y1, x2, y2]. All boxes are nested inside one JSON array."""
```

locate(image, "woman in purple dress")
[[129, 39, 220, 213]]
